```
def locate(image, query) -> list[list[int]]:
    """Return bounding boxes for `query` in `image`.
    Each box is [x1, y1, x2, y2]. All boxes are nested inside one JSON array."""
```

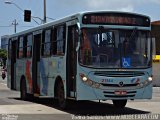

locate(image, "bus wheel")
[[112, 100, 127, 108], [20, 79, 28, 100], [57, 81, 68, 109]]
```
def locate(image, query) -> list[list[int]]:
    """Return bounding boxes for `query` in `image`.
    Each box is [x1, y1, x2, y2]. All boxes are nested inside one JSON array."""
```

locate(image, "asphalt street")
[[0, 75, 160, 120]]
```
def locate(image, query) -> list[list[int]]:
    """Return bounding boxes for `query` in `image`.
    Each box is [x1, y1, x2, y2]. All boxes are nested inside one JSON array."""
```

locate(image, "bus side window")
[[56, 25, 66, 55], [44, 29, 51, 56], [51, 28, 57, 55], [41, 31, 45, 56], [23, 36, 27, 58], [17, 38, 19, 59], [19, 37, 24, 58], [8, 39, 12, 59], [27, 34, 32, 58]]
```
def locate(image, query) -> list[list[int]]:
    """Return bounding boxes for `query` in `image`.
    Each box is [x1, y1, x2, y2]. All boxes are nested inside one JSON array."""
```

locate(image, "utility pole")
[[43, 0, 47, 23], [12, 19, 18, 33]]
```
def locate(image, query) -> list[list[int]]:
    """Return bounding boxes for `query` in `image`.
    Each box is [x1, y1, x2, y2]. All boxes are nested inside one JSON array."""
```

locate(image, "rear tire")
[[112, 100, 127, 108], [20, 79, 28, 100]]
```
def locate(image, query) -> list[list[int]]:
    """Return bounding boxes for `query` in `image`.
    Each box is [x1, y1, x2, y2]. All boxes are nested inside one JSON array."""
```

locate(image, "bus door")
[[32, 31, 42, 96], [11, 39, 17, 90], [66, 23, 78, 98]]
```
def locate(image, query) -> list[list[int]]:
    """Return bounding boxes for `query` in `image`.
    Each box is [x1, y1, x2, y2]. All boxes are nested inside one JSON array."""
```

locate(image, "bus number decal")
[[101, 79, 113, 83]]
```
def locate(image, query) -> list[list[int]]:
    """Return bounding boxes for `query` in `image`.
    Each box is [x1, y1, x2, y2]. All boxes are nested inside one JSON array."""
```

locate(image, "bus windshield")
[[79, 28, 151, 68]]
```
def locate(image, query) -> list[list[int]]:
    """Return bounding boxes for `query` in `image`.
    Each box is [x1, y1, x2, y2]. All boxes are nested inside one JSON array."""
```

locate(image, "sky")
[[0, 0, 160, 40]]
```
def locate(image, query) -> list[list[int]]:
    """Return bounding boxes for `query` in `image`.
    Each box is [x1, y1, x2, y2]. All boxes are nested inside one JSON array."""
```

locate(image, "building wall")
[[151, 24, 160, 54], [151, 22, 160, 86]]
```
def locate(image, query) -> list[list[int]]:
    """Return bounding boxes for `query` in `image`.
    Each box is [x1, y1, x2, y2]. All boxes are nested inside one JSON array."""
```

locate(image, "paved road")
[[0, 76, 160, 120]]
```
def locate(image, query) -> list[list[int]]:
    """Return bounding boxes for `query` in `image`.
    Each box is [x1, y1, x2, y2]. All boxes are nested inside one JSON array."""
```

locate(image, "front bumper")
[[76, 81, 152, 100]]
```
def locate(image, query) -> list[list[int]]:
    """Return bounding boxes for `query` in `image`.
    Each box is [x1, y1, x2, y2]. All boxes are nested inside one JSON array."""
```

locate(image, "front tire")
[[57, 81, 68, 109], [20, 79, 28, 100], [112, 100, 127, 108]]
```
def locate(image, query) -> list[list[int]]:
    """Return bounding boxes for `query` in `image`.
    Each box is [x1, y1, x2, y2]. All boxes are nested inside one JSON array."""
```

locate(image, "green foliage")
[[0, 49, 7, 66]]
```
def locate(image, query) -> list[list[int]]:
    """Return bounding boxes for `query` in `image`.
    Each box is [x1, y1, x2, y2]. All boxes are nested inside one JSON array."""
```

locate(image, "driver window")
[[98, 31, 114, 56]]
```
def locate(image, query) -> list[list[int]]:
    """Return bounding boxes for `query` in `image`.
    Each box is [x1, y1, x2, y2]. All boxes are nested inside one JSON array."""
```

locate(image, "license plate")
[[114, 90, 127, 95]]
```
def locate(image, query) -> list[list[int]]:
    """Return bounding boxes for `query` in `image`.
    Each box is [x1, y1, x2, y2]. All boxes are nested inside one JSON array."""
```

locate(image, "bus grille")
[[94, 71, 145, 77], [101, 83, 138, 87]]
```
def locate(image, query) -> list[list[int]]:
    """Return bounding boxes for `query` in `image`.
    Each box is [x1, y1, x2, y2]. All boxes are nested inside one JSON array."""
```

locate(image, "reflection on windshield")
[[79, 28, 151, 68]]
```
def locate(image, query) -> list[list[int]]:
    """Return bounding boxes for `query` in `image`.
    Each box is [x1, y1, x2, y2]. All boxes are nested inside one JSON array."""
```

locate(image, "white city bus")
[[7, 11, 154, 109]]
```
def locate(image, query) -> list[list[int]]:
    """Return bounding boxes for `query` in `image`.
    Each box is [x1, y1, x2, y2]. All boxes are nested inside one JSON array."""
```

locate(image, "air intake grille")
[[101, 83, 138, 87], [94, 71, 145, 77]]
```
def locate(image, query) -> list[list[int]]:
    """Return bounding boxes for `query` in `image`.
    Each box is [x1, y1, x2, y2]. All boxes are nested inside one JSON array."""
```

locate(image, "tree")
[[0, 49, 7, 66]]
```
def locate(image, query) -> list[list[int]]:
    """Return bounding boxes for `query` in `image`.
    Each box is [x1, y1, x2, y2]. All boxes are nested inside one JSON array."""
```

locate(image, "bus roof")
[[8, 11, 150, 38]]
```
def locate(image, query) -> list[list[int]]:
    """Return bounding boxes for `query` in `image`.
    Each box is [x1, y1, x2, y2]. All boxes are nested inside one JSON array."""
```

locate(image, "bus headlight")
[[79, 73, 101, 89], [148, 76, 153, 82], [80, 73, 88, 82], [82, 76, 88, 82]]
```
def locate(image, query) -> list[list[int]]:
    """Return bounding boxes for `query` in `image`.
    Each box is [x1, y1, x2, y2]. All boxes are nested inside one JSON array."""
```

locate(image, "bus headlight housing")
[[79, 73, 100, 88]]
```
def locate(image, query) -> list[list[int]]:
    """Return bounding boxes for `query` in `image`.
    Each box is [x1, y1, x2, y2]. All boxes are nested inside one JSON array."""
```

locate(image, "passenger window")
[[51, 28, 57, 55], [41, 29, 51, 57], [27, 34, 32, 58], [51, 25, 66, 56], [8, 39, 12, 59], [44, 30, 51, 56], [23, 36, 27, 58], [19, 37, 24, 58]]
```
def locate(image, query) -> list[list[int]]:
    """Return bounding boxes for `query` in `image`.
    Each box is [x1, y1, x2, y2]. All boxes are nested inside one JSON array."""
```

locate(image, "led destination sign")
[[82, 13, 150, 27], [91, 16, 136, 24]]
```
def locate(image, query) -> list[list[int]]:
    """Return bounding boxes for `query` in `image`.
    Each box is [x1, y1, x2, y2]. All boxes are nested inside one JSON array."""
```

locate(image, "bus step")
[[67, 97, 76, 100], [34, 93, 40, 97], [38, 96, 52, 98]]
